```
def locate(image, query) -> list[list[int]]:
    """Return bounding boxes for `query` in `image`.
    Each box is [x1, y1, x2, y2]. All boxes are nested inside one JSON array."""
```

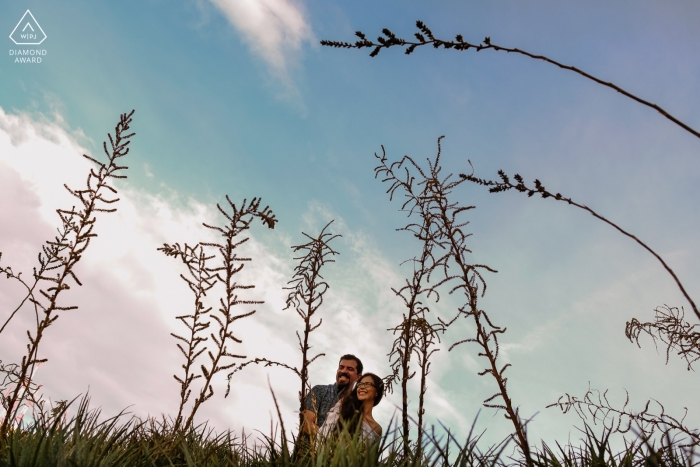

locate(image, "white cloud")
[[0, 107, 302, 438], [206, 0, 315, 87]]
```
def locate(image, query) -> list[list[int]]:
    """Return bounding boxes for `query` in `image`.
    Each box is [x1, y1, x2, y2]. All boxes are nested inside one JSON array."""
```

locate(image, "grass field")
[[0, 395, 697, 467]]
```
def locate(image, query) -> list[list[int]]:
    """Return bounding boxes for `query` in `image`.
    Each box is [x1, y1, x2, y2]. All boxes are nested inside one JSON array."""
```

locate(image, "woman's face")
[[356, 376, 376, 403]]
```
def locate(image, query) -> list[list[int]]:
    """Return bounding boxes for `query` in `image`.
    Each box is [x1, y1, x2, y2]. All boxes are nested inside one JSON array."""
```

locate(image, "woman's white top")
[[317, 401, 381, 444], [316, 400, 341, 441], [360, 420, 381, 443]]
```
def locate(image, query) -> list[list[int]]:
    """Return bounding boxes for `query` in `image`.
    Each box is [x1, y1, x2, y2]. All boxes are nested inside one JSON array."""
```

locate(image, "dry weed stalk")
[[461, 171, 699, 323], [413, 317, 443, 449], [283, 221, 340, 430], [0, 110, 134, 440], [376, 138, 532, 464], [464, 171, 700, 447], [375, 152, 448, 454], [427, 140, 531, 465], [0, 361, 44, 427], [157, 243, 216, 431], [160, 196, 277, 433], [548, 385, 700, 446], [226, 222, 340, 436], [0, 243, 68, 336], [321, 21, 700, 140], [626, 305, 700, 371]]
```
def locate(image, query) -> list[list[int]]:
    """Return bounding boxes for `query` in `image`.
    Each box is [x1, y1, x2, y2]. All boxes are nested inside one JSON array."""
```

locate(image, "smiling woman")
[[317, 372, 385, 444]]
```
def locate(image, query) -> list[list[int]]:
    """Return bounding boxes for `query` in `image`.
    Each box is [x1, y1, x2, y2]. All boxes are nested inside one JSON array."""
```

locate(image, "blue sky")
[[1, 0, 699, 451]]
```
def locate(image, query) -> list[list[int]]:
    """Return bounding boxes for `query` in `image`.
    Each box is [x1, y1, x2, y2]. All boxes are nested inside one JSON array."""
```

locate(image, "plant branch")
[[626, 305, 700, 371], [175, 197, 275, 433], [376, 137, 531, 465], [548, 385, 700, 446], [322, 21, 700, 140], [158, 242, 216, 431], [0, 110, 135, 440], [283, 221, 339, 434], [461, 170, 699, 323]]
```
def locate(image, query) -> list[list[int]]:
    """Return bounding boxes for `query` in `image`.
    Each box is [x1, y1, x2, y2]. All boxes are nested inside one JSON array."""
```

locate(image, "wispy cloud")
[[206, 0, 315, 89]]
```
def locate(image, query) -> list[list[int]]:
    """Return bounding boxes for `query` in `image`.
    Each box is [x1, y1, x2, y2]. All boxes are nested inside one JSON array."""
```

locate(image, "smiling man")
[[304, 354, 363, 429], [294, 354, 363, 457]]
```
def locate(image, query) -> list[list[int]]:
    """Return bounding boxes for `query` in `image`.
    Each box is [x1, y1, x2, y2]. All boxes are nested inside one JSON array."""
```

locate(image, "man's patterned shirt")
[[304, 383, 340, 428]]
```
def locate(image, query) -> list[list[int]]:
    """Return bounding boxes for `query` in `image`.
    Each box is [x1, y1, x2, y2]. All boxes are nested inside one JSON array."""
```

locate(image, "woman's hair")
[[336, 373, 384, 436]]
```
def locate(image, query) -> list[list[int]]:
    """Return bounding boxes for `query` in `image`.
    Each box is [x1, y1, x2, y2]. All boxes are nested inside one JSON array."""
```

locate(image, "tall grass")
[[0, 395, 696, 467]]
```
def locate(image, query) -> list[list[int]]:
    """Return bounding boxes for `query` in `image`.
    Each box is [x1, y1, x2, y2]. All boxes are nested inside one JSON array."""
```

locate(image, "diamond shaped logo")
[[10, 10, 47, 45]]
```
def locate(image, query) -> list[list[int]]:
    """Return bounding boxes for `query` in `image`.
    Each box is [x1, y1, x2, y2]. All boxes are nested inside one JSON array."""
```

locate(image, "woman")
[[317, 373, 384, 444]]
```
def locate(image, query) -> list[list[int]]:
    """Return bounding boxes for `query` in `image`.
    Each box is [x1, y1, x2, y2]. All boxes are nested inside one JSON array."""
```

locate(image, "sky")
[[1, 0, 699, 453]]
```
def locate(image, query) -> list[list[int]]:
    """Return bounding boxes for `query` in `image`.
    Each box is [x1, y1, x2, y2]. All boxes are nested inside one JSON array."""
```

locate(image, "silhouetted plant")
[[157, 243, 216, 432], [376, 138, 533, 465], [413, 317, 443, 451], [282, 221, 340, 432], [461, 170, 700, 452], [532, 424, 699, 467], [227, 222, 340, 446], [321, 21, 700, 141], [375, 150, 449, 456], [160, 196, 277, 433], [460, 170, 698, 323], [0, 360, 44, 427], [548, 385, 700, 447], [0, 110, 135, 440], [626, 305, 700, 371], [0, 240, 69, 336]]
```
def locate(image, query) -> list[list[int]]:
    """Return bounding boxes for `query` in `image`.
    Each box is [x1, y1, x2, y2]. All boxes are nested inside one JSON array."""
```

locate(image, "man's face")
[[335, 359, 361, 390]]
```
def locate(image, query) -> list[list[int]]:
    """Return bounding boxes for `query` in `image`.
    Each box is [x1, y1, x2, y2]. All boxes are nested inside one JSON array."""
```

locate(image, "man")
[[295, 354, 363, 456]]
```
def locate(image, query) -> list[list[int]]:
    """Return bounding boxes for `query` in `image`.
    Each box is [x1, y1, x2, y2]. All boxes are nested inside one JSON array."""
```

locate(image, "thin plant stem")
[[0, 110, 135, 440], [321, 22, 700, 141], [461, 170, 699, 323]]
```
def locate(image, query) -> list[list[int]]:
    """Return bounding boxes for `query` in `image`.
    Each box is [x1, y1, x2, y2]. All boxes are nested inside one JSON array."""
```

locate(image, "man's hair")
[[339, 354, 363, 375]]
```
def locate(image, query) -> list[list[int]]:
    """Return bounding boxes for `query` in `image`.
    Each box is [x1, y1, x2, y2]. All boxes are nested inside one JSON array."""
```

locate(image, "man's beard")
[[337, 373, 351, 392]]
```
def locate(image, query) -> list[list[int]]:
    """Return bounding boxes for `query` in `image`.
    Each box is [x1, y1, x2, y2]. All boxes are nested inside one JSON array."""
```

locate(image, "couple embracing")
[[298, 354, 384, 454]]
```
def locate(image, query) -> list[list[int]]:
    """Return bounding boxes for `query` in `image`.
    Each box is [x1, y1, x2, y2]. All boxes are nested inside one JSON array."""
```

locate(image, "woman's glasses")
[[356, 382, 375, 389]]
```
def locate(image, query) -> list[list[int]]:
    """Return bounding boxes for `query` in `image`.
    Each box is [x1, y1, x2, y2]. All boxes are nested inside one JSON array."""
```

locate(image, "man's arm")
[[301, 409, 317, 435], [300, 387, 319, 435]]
